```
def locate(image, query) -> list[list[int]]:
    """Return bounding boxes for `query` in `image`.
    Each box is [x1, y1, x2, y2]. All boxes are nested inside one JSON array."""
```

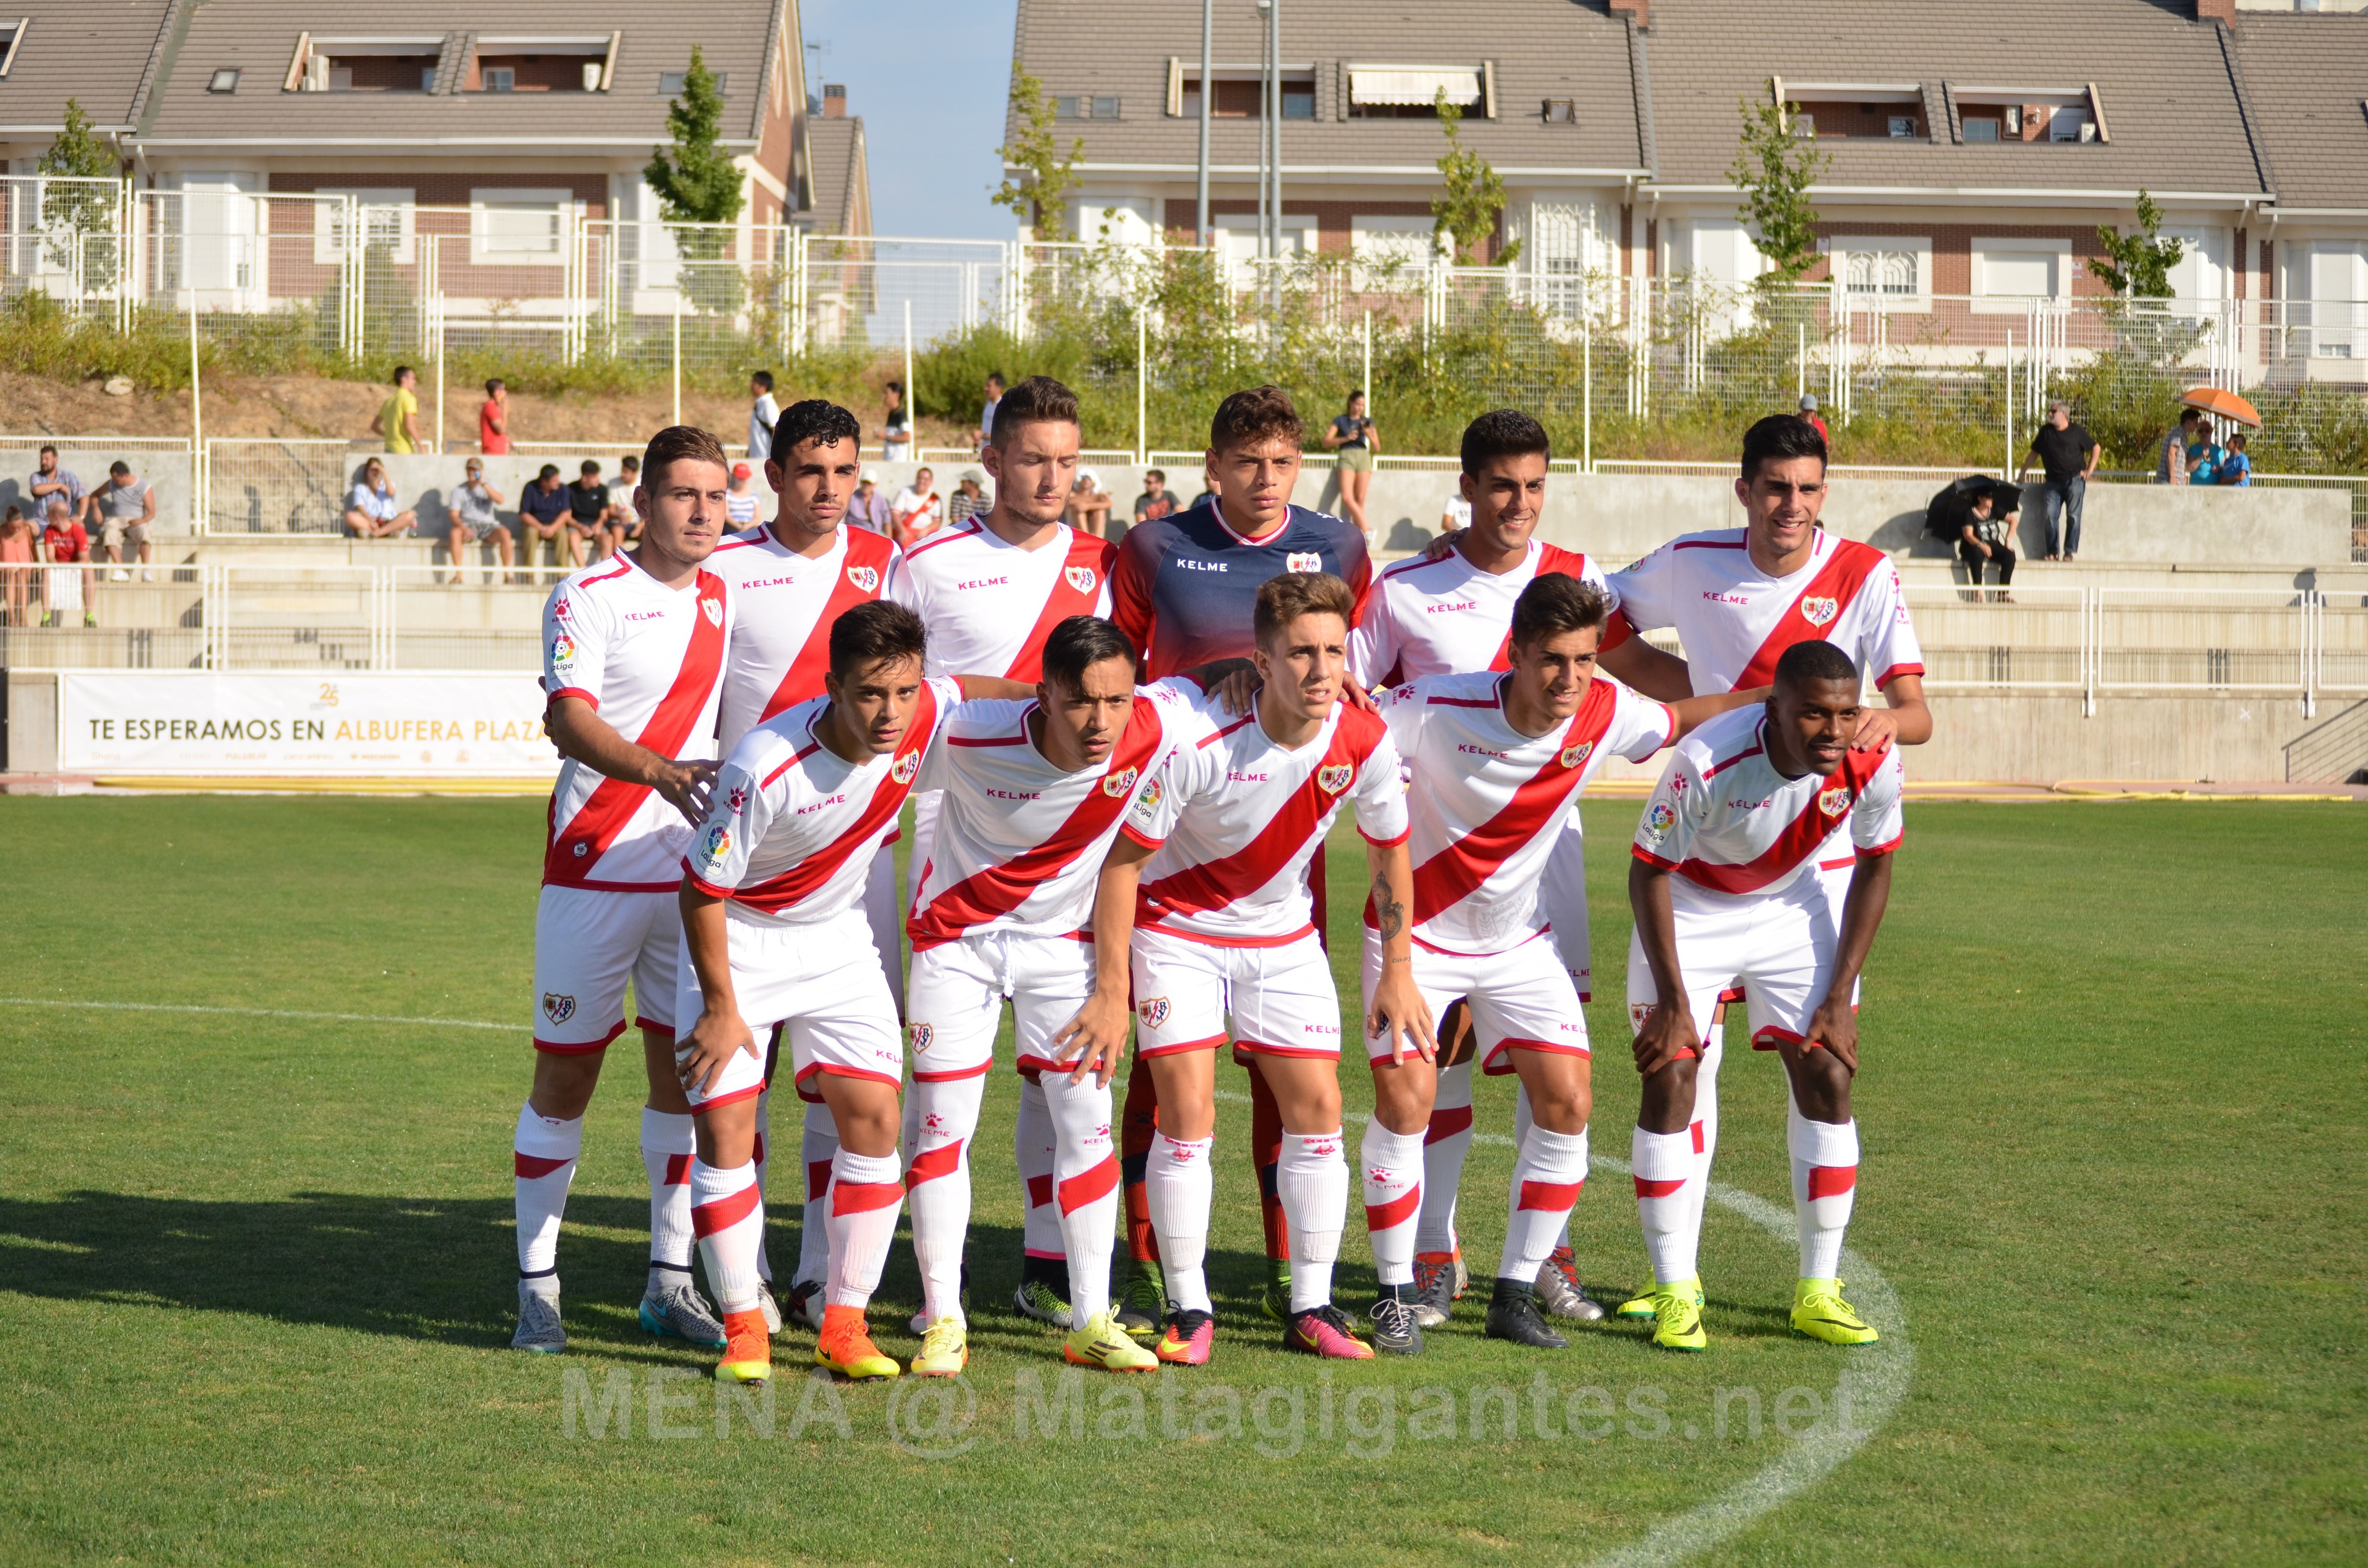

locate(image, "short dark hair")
[[1210, 385, 1303, 452], [1509, 574, 1609, 650], [638, 426, 728, 491], [537, 463, 562, 480], [620, 455, 639, 471], [828, 599, 927, 680], [1775, 639, 1860, 692], [751, 370, 775, 392], [2229, 432, 2248, 450], [1461, 409, 1552, 475], [393, 365, 414, 383], [1144, 468, 1165, 484], [579, 459, 601, 476], [484, 377, 504, 394], [2179, 407, 2202, 424], [1255, 571, 1356, 647], [771, 399, 863, 462], [1740, 413, 1827, 478], [1345, 389, 1365, 409], [37, 444, 55, 456], [987, 371, 1006, 388], [1040, 615, 1137, 692], [109, 460, 131, 477], [991, 375, 1081, 447]]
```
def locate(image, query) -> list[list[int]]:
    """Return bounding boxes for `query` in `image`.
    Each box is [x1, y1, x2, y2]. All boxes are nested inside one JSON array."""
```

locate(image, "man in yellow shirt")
[[372, 366, 422, 455]]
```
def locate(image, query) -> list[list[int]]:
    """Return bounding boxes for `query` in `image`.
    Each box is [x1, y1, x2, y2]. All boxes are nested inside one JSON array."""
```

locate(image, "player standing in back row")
[[510, 425, 737, 1356], [1604, 412, 1929, 1326], [1108, 385, 1374, 1333]]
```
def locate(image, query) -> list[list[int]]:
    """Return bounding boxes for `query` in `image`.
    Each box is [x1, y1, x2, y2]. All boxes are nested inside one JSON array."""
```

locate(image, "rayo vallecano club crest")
[[910, 1023, 934, 1052], [1286, 551, 1322, 574], [1800, 596, 1838, 627], [1102, 766, 1139, 797], [1137, 997, 1171, 1028], [1316, 763, 1352, 794], [1065, 565, 1098, 593], [1560, 741, 1594, 769], [1817, 784, 1851, 816], [847, 565, 879, 592], [542, 992, 576, 1025], [701, 596, 723, 626], [890, 751, 920, 784]]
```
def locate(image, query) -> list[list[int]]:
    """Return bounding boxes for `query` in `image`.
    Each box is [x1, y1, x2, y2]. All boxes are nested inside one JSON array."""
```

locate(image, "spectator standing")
[[87, 460, 156, 581], [567, 460, 612, 560], [2186, 422, 2225, 488], [1134, 468, 1177, 526], [1799, 393, 1829, 444], [747, 371, 778, 460], [2219, 432, 2252, 487], [847, 468, 893, 534], [1958, 482, 2018, 602], [2157, 408, 2202, 486], [41, 497, 94, 626], [1322, 389, 1378, 543], [891, 465, 942, 549], [28, 445, 83, 520], [0, 504, 37, 626], [518, 464, 572, 570], [343, 458, 416, 539], [976, 371, 1004, 453], [1065, 465, 1112, 538], [444, 456, 513, 585], [946, 468, 988, 528], [371, 366, 422, 455], [879, 380, 913, 461], [604, 455, 643, 554], [479, 378, 511, 454], [724, 461, 762, 528], [2018, 399, 2100, 562]]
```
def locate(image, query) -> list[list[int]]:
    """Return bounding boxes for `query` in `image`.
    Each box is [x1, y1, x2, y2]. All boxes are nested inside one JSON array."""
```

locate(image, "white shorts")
[[532, 884, 683, 1053], [905, 930, 1096, 1080], [669, 906, 904, 1111], [1360, 928, 1590, 1073], [1130, 927, 1344, 1062], [1624, 881, 1840, 1054], [1536, 812, 1594, 1001]]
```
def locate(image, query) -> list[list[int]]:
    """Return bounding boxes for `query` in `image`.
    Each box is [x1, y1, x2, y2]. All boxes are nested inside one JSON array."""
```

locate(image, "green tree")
[[1728, 89, 1827, 286], [1431, 90, 1517, 266], [646, 47, 746, 314], [992, 65, 1084, 239], [37, 98, 120, 292], [2090, 190, 2184, 299]]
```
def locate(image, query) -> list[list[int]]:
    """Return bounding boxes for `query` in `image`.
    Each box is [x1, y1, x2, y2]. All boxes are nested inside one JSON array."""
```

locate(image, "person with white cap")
[[848, 467, 892, 535], [1798, 393, 1829, 445], [1066, 465, 1112, 538], [948, 468, 990, 528]]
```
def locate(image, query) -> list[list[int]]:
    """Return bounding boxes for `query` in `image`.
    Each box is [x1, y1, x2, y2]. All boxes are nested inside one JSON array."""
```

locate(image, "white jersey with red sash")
[[890, 520, 1116, 682], [1376, 671, 1675, 956], [541, 553, 730, 891], [1348, 539, 1627, 690], [710, 523, 905, 753]]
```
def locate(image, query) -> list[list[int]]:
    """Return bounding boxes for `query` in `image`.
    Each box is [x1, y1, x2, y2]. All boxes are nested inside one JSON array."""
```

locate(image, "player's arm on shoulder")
[[1857, 564, 1931, 748], [1857, 670, 1930, 749], [1665, 683, 1770, 741], [1170, 657, 1257, 716], [952, 674, 1033, 702], [1597, 633, 1695, 704]]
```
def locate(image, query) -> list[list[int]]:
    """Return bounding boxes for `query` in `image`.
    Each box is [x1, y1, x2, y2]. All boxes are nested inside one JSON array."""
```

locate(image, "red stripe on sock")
[[1422, 1104, 1474, 1145], [830, 1178, 904, 1216], [1690, 1119, 1704, 1154], [1634, 1176, 1687, 1198], [1518, 1178, 1585, 1212], [1057, 1155, 1119, 1214], [691, 1181, 759, 1237], [1364, 1184, 1421, 1231], [1025, 1173, 1054, 1209], [662, 1152, 692, 1185], [514, 1151, 573, 1179], [1807, 1164, 1857, 1200], [905, 1140, 966, 1189], [805, 1159, 833, 1202]]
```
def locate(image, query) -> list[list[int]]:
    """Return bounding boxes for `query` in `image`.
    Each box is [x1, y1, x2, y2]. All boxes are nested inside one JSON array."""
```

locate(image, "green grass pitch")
[[0, 795, 2361, 1566]]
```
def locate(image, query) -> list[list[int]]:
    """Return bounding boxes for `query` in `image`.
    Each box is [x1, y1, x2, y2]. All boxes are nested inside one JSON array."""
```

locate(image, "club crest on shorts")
[[1102, 766, 1139, 797], [1560, 740, 1593, 769], [701, 596, 723, 627], [1065, 564, 1098, 594], [847, 565, 879, 592], [1817, 784, 1852, 817], [1316, 762, 1352, 794], [890, 751, 920, 784], [1800, 596, 1838, 627], [1286, 551, 1321, 574], [543, 992, 577, 1026], [909, 1022, 934, 1052], [1137, 996, 1171, 1028]]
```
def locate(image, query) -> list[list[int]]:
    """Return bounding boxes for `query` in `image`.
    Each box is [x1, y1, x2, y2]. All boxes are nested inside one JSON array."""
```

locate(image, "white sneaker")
[[109, 568, 130, 581]]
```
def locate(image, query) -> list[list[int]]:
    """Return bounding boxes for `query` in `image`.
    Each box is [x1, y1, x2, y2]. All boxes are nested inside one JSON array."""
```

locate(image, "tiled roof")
[[0, 0, 178, 132], [2234, 12, 2368, 211], [805, 115, 867, 233]]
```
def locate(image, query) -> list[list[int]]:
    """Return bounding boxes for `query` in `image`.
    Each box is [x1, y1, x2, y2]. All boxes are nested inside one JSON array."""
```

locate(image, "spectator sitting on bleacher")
[[568, 460, 611, 563], [445, 456, 513, 586], [725, 462, 762, 529], [891, 466, 941, 549], [1958, 482, 2018, 603], [848, 468, 892, 535], [343, 458, 416, 539], [518, 465, 571, 572], [41, 497, 94, 627], [604, 456, 643, 556], [87, 460, 155, 581], [947, 468, 989, 529], [29, 445, 83, 521], [0, 503, 38, 627]]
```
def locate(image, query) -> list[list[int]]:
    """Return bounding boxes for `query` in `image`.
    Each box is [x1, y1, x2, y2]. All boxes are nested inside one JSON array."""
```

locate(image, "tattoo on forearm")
[[1374, 874, 1405, 942]]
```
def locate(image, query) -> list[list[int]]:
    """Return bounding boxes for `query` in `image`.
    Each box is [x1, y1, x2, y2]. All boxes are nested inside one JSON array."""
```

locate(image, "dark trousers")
[[2035, 476, 2084, 557], [1960, 538, 2015, 587]]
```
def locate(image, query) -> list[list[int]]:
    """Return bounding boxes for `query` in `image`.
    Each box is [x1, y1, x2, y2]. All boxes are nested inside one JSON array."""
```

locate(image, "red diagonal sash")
[[759, 530, 895, 722], [546, 569, 727, 883], [1410, 679, 1616, 926], [908, 696, 1165, 949], [1137, 709, 1374, 922], [1005, 530, 1117, 681], [729, 684, 941, 913], [1487, 546, 1600, 671], [1674, 743, 1884, 895], [1732, 539, 1884, 690]]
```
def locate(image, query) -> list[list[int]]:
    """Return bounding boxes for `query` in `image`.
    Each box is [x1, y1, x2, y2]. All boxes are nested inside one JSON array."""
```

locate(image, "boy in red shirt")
[[40, 498, 94, 626]]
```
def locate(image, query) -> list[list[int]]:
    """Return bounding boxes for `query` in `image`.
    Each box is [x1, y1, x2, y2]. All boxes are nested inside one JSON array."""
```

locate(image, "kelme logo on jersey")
[[1800, 596, 1838, 627], [847, 565, 879, 592], [890, 751, 920, 784], [1560, 741, 1594, 769], [1642, 802, 1677, 842], [1286, 551, 1321, 574], [1065, 564, 1098, 594], [701, 596, 723, 627], [910, 1022, 934, 1052], [543, 992, 577, 1025], [702, 824, 731, 862], [1817, 784, 1851, 817], [550, 631, 577, 669], [1316, 763, 1352, 794], [1102, 766, 1139, 798], [1137, 997, 1171, 1028]]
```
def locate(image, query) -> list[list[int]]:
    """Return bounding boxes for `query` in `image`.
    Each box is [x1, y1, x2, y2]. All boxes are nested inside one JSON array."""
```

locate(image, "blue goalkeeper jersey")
[[1110, 495, 1373, 677]]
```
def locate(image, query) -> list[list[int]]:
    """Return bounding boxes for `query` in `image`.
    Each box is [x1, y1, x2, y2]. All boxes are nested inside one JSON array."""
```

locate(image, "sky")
[[800, 0, 1019, 239]]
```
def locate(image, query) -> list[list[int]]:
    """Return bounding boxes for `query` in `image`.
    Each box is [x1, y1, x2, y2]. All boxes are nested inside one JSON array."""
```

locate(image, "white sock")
[[639, 1106, 695, 1276], [1415, 1060, 1474, 1256], [796, 1099, 839, 1287], [1281, 1130, 1348, 1312], [1360, 1121, 1425, 1287], [1015, 1075, 1064, 1263], [906, 1074, 986, 1323], [750, 1089, 774, 1284], [824, 1147, 903, 1310], [1042, 1069, 1118, 1330], [689, 1158, 763, 1315], [1514, 1083, 1576, 1266], [1500, 1126, 1587, 1284], [1788, 1103, 1860, 1281], [513, 1102, 582, 1278], [1632, 1127, 1698, 1284], [1680, 1024, 1725, 1261], [1145, 1131, 1213, 1314]]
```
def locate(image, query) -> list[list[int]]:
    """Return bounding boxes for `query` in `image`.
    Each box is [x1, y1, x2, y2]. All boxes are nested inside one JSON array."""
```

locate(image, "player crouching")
[[1626, 640, 1904, 1352], [671, 602, 960, 1384], [1362, 576, 1754, 1351]]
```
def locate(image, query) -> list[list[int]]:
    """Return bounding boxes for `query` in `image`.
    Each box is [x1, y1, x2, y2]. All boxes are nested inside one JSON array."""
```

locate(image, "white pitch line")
[[0, 996, 531, 1033]]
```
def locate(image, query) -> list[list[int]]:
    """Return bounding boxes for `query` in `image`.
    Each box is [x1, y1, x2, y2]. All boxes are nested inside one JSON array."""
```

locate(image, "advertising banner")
[[59, 672, 557, 777]]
